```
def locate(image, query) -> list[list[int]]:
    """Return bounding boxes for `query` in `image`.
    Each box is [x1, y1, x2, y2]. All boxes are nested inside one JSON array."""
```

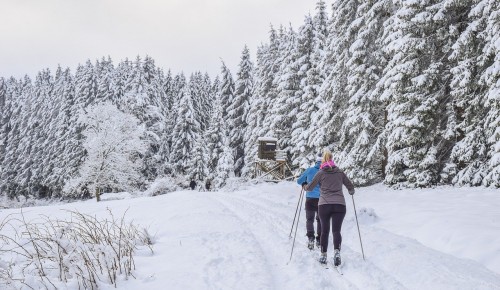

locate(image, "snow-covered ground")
[[1, 181, 499, 289]]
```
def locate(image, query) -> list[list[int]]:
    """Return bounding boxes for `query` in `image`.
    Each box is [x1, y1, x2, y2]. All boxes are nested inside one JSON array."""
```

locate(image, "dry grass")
[[0, 208, 153, 289]]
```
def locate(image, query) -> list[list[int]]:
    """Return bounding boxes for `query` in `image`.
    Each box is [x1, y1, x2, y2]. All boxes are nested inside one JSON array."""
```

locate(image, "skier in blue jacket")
[[297, 153, 322, 250]]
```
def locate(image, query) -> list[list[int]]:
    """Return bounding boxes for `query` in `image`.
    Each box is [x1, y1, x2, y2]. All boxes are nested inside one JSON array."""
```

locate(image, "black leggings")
[[319, 204, 346, 253], [305, 198, 321, 240]]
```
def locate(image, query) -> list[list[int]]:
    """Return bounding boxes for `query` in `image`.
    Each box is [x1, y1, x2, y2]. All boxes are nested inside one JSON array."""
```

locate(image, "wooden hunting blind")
[[254, 137, 292, 181], [258, 137, 277, 160]]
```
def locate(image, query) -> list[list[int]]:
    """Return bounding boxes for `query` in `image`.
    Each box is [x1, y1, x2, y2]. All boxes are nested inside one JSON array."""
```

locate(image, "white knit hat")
[[316, 153, 322, 162]]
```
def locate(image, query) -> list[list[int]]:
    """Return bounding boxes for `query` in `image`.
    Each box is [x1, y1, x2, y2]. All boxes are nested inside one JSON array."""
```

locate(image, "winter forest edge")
[[0, 0, 499, 201]]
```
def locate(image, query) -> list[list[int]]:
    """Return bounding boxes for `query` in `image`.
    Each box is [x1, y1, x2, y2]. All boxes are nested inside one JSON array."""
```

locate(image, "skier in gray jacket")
[[304, 149, 355, 266]]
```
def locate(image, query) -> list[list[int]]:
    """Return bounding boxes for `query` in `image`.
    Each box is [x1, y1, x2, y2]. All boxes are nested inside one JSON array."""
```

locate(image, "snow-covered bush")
[[0, 194, 63, 209], [217, 177, 256, 192], [143, 176, 180, 196], [0, 209, 153, 289], [169, 175, 192, 189]]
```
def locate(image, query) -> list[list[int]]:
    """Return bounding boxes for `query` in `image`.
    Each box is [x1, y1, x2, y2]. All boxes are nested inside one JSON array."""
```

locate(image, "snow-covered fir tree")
[[289, 15, 319, 169], [335, 0, 391, 186], [169, 85, 201, 176], [312, 0, 361, 151], [268, 26, 299, 154], [480, 0, 500, 187], [253, 25, 280, 139], [96, 56, 115, 103], [214, 136, 235, 188], [242, 45, 267, 178], [189, 72, 213, 131], [219, 61, 235, 121], [205, 89, 226, 176], [376, 0, 454, 187], [228, 46, 253, 176]]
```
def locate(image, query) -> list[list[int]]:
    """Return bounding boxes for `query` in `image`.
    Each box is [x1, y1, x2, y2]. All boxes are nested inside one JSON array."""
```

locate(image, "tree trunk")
[[96, 188, 101, 202]]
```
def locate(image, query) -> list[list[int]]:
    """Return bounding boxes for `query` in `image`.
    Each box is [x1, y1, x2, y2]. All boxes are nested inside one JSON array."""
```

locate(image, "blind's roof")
[[257, 137, 278, 142]]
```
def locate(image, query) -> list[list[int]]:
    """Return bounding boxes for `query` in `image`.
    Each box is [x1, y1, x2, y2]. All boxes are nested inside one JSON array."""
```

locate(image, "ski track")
[[217, 191, 405, 290], [204, 194, 277, 290], [211, 186, 500, 290], [209, 191, 350, 290]]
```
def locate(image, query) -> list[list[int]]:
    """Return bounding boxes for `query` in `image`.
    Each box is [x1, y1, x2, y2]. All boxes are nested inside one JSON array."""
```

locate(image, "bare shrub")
[[0, 208, 153, 289]]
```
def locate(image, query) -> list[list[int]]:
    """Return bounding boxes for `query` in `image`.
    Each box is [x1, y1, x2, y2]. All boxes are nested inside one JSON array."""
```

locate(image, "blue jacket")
[[297, 161, 321, 198]]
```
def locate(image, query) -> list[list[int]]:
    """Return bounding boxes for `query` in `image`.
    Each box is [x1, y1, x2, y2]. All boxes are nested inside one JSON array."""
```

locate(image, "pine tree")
[[335, 0, 391, 186], [74, 60, 97, 108], [158, 69, 174, 175], [113, 58, 132, 104], [169, 85, 201, 176], [229, 46, 253, 176], [243, 45, 268, 177], [121, 56, 165, 180], [442, 0, 491, 185], [219, 61, 235, 120], [48, 67, 79, 196], [1, 77, 33, 198], [269, 26, 299, 153], [0, 78, 5, 124], [289, 15, 318, 169], [481, 0, 500, 187], [313, 0, 360, 150], [254, 25, 280, 138], [188, 138, 209, 182], [0, 77, 7, 176], [377, 0, 454, 187], [96, 56, 115, 103], [188, 72, 212, 132], [20, 72, 48, 198], [205, 90, 225, 175], [214, 136, 235, 188]]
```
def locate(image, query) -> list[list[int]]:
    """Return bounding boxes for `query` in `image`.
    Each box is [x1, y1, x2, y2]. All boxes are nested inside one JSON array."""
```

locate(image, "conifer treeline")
[[249, 0, 499, 188], [0, 0, 499, 199]]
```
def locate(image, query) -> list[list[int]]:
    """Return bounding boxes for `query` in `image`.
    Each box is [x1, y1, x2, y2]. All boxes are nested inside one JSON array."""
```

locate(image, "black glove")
[[349, 190, 355, 195], [301, 182, 308, 189]]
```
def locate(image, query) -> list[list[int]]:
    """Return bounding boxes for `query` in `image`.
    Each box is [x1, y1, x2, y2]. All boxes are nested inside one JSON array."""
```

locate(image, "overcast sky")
[[0, 0, 332, 80]]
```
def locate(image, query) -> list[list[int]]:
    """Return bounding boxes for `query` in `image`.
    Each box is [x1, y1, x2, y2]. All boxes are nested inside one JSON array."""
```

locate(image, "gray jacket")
[[305, 166, 355, 206]]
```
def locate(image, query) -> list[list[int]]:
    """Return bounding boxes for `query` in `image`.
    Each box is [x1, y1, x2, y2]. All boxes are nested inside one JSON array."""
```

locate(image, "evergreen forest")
[[1, 0, 499, 200]]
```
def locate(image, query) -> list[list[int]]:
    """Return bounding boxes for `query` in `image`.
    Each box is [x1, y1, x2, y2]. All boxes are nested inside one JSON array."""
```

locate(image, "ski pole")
[[289, 187, 305, 239], [288, 187, 305, 263], [351, 195, 365, 261]]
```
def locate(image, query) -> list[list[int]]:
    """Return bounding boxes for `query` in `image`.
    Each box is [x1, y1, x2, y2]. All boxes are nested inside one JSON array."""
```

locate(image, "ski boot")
[[319, 252, 327, 265], [315, 238, 320, 249], [307, 237, 315, 250], [333, 249, 341, 266]]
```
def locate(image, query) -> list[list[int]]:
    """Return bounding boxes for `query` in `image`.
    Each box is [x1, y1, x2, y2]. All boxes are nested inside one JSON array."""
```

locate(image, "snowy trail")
[[210, 191, 373, 289], [2, 182, 500, 290], [112, 189, 278, 290], [211, 187, 406, 290], [207, 183, 500, 290]]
